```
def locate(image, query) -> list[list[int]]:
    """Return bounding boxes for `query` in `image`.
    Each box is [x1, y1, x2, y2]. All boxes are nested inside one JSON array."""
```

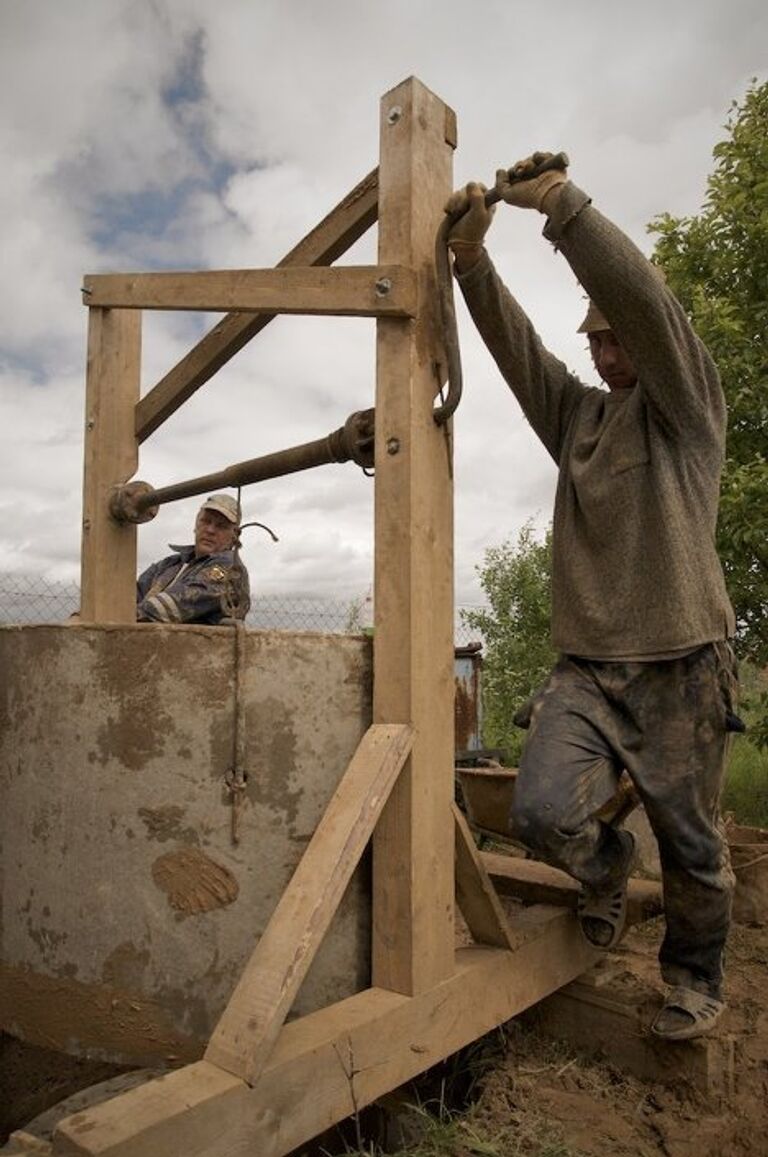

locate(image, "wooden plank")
[[371, 81, 456, 995], [453, 803, 518, 949], [80, 308, 141, 623], [82, 265, 415, 317], [205, 724, 413, 1085], [134, 168, 378, 442], [534, 978, 737, 1101], [482, 852, 663, 925], [53, 920, 600, 1157]]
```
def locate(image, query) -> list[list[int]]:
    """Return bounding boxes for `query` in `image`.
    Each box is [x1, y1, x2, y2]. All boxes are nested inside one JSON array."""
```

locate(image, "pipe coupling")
[[109, 480, 159, 524]]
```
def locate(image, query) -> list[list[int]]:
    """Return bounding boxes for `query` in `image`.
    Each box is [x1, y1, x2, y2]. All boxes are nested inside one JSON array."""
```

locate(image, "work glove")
[[495, 152, 568, 212], [444, 182, 495, 253]]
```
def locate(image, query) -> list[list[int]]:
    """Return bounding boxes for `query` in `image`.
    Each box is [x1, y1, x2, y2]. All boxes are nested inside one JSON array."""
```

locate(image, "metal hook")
[[239, 520, 279, 542]]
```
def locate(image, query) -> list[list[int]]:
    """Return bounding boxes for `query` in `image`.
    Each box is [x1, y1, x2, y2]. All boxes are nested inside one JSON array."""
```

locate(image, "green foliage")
[[648, 80, 768, 702], [462, 522, 556, 760], [722, 662, 768, 826], [341, 1103, 577, 1157], [722, 738, 768, 828]]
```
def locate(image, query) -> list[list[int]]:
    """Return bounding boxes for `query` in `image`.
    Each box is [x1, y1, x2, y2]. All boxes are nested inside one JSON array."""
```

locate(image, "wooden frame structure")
[[60, 78, 604, 1157]]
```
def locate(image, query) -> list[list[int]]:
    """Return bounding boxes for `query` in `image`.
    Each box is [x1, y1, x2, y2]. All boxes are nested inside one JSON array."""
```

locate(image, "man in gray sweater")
[[446, 156, 738, 1041]]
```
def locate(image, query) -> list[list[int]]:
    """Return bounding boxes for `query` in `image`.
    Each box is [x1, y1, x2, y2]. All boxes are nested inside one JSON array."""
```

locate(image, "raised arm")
[[535, 176, 724, 444], [446, 179, 591, 462]]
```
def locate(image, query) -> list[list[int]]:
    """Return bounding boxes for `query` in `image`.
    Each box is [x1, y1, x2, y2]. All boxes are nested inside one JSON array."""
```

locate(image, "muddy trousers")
[[510, 644, 737, 998]]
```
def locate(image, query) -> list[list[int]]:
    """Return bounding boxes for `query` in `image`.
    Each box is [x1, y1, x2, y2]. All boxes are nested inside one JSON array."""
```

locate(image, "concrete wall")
[[0, 624, 372, 1066]]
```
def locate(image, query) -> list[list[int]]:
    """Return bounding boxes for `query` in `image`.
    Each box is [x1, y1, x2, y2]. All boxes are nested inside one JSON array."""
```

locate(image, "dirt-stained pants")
[[510, 643, 737, 998]]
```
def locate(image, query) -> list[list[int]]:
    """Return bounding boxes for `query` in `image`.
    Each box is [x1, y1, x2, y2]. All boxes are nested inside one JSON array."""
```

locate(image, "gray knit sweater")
[[457, 182, 735, 658]]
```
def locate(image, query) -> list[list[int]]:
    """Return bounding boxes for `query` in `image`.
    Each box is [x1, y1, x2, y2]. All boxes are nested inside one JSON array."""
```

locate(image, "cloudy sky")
[[1, 0, 765, 609]]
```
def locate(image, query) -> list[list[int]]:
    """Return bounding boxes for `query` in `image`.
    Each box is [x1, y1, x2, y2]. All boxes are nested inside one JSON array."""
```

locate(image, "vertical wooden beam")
[[80, 307, 141, 622], [372, 78, 456, 994]]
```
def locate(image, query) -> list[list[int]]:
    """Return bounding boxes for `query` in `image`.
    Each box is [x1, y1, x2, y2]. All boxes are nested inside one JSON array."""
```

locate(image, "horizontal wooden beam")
[[482, 852, 663, 925], [206, 724, 414, 1085], [134, 168, 379, 443], [54, 919, 599, 1157], [82, 266, 415, 317]]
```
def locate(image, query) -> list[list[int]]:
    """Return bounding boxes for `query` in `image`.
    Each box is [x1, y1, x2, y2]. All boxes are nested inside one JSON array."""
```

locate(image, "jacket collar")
[[169, 544, 235, 565]]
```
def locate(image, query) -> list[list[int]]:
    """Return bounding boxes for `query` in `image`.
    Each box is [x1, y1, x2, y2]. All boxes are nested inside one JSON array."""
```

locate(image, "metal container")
[[454, 643, 483, 759]]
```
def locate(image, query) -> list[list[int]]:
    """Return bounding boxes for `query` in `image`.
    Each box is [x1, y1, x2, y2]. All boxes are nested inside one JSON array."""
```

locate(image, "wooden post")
[[80, 307, 141, 622], [372, 77, 457, 994]]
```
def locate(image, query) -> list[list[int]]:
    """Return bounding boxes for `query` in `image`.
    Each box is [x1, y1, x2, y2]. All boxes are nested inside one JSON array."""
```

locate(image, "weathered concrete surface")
[[0, 624, 372, 1066]]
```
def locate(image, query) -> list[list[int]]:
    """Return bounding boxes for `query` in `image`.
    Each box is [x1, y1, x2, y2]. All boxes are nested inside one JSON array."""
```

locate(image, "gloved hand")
[[444, 182, 495, 253], [495, 152, 568, 212]]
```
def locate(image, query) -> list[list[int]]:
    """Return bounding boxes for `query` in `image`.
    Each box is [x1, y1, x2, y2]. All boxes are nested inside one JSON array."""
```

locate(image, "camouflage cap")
[[577, 300, 611, 334], [200, 493, 240, 524]]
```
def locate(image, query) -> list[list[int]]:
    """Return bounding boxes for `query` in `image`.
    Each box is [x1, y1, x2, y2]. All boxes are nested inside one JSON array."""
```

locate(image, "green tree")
[[648, 80, 768, 743], [462, 522, 555, 761]]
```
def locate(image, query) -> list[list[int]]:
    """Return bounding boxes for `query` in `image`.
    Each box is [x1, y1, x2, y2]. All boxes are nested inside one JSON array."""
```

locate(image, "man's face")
[[194, 509, 236, 557], [588, 330, 638, 391]]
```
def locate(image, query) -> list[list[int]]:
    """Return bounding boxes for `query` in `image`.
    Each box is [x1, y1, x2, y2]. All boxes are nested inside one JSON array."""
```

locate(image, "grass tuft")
[[723, 738, 768, 829]]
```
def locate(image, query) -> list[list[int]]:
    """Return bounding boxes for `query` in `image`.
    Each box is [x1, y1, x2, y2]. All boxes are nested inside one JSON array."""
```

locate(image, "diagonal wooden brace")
[[453, 802, 521, 951], [205, 723, 413, 1085], [135, 168, 379, 442]]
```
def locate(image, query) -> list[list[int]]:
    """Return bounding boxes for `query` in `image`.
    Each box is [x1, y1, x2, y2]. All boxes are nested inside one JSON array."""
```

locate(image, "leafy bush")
[[462, 522, 555, 761]]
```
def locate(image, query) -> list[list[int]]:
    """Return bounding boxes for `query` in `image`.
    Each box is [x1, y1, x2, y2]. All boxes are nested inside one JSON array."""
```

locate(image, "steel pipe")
[[110, 408, 375, 524]]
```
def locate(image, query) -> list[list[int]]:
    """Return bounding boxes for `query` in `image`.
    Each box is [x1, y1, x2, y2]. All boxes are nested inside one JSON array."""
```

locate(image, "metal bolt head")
[[375, 277, 392, 297], [386, 437, 400, 456], [387, 105, 402, 125]]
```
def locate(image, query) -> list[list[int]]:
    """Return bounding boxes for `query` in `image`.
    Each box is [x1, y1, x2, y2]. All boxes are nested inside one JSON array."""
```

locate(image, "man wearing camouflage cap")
[[445, 157, 739, 1041], [137, 493, 250, 624]]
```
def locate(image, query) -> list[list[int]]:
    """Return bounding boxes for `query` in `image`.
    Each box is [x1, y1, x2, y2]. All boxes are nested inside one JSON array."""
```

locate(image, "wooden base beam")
[[54, 917, 599, 1157]]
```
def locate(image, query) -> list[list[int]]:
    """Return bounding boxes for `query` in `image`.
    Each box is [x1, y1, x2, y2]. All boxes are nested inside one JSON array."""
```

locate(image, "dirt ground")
[[459, 914, 768, 1157]]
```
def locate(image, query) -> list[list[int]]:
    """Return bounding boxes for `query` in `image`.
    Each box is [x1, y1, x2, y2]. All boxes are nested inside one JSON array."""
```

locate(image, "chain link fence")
[[0, 573, 482, 646]]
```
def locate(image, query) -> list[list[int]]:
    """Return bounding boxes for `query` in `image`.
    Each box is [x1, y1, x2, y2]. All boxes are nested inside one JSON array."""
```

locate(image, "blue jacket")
[[136, 544, 251, 624]]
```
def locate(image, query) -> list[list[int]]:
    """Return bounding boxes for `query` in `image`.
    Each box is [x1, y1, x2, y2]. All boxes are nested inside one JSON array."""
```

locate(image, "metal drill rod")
[[109, 409, 375, 524], [483, 150, 569, 208]]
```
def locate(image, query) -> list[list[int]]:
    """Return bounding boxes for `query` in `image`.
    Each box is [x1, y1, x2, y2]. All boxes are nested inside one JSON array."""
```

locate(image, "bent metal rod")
[[109, 408, 375, 525]]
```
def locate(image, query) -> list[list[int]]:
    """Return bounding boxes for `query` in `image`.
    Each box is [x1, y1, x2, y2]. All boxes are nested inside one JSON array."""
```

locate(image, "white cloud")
[[1, 0, 766, 614]]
